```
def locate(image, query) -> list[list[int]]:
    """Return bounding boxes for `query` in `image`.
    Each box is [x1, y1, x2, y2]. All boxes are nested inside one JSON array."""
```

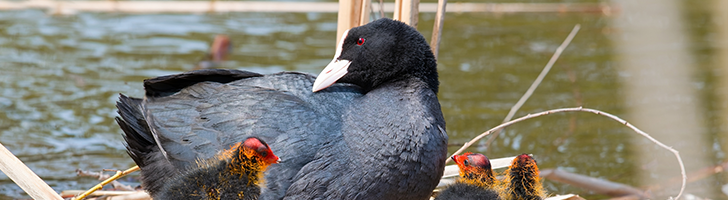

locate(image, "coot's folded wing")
[[119, 69, 362, 198]]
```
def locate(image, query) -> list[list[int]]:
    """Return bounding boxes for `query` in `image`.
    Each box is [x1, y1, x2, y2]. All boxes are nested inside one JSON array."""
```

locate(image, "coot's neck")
[[409, 61, 439, 94], [356, 48, 439, 94], [364, 69, 439, 95]]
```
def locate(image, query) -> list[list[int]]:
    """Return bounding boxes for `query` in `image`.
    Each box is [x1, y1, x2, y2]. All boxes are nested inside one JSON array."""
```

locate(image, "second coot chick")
[[436, 153, 501, 200], [194, 34, 232, 70], [154, 137, 279, 200], [504, 154, 546, 200]]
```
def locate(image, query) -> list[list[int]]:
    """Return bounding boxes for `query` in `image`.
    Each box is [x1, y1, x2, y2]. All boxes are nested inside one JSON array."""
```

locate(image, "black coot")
[[117, 18, 447, 200]]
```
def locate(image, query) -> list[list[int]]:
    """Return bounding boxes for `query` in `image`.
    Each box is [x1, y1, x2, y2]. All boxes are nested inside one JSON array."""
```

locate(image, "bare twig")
[[76, 169, 136, 191], [648, 159, 728, 194], [76, 169, 114, 180], [73, 166, 140, 200], [484, 24, 581, 149], [446, 107, 686, 200], [0, 142, 63, 200], [540, 168, 648, 198]]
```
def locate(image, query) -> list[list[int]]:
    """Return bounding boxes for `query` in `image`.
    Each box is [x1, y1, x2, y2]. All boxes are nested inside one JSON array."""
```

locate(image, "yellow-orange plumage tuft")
[[503, 154, 546, 200]]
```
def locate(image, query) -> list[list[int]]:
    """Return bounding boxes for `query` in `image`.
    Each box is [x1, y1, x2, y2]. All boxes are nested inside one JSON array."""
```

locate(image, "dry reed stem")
[[446, 107, 686, 200], [485, 24, 581, 149], [430, 0, 447, 59], [73, 166, 140, 200], [0, 142, 63, 200], [540, 168, 646, 198]]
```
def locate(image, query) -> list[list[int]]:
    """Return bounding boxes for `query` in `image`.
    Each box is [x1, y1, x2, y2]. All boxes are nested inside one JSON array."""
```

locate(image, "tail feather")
[[116, 94, 179, 195], [116, 94, 154, 166]]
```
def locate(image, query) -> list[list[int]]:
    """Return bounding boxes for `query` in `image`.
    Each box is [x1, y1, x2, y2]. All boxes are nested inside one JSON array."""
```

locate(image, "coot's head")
[[312, 18, 438, 93]]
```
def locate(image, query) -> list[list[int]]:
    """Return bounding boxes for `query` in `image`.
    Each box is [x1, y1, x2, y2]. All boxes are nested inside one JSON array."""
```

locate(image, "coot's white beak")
[[313, 30, 352, 92]]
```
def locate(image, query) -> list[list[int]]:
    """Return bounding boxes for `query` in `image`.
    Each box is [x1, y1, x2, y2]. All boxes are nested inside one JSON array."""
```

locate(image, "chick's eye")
[[257, 146, 268, 157], [357, 38, 365, 46], [463, 160, 469, 166]]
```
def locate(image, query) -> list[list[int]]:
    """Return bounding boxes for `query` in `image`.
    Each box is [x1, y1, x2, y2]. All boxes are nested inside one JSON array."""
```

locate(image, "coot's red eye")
[[357, 38, 365, 46]]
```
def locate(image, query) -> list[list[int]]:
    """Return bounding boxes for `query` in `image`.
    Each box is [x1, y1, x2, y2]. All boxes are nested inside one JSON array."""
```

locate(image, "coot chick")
[[194, 34, 232, 70], [117, 18, 447, 200], [153, 137, 279, 200], [504, 154, 546, 200], [435, 153, 501, 200]]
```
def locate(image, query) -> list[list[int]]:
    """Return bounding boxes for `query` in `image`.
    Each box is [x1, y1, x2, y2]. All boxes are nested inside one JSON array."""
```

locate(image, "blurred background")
[[0, 0, 727, 199]]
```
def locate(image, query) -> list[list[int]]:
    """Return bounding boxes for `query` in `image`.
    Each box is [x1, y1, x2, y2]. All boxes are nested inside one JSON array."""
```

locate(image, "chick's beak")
[[270, 155, 281, 164]]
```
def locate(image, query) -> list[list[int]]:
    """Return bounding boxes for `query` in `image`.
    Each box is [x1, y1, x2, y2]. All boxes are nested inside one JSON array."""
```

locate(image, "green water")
[[0, 2, 725, 199]]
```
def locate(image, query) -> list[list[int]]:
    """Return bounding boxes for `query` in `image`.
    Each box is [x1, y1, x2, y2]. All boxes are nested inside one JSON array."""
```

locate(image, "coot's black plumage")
[[117, 18, 447, 200]]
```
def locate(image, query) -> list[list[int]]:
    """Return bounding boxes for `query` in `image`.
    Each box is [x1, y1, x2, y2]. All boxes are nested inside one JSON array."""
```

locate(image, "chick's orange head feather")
[[453, 152, 491, 173], [513, 154, 537, 170], [243, 137, 280, 164]]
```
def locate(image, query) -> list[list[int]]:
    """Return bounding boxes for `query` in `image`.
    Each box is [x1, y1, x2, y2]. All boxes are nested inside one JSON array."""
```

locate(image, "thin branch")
[[73, 166, 140, 200], [75, 169, 135, 191], [485, 24, 581, 149], [446, 107, 686, 200]]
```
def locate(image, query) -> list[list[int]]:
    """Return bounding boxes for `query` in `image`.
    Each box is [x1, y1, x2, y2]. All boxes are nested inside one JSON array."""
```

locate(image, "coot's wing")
[[117, 69, 267, 194], [135, 69, 362, 198], [143, 70, 359, 165]]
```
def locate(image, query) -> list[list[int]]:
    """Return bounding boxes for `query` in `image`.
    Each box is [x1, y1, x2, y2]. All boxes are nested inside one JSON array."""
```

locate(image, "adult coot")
[[435, 153, 501, 200], [152, 137, 279, 200], [117, 18, 447, 200]]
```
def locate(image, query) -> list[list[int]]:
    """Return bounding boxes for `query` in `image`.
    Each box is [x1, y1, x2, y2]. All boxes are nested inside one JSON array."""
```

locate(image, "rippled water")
[[0, 4, 725, 199]]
